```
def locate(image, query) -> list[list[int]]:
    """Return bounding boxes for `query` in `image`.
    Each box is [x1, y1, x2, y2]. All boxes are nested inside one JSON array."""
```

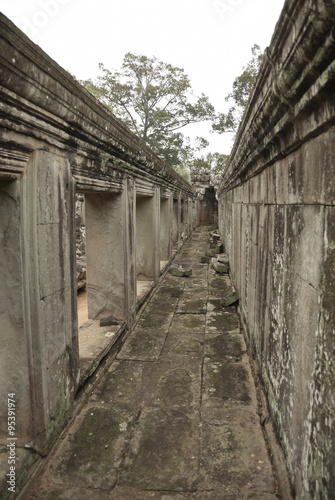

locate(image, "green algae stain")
[[173, 338, 204, 355], [209, 362, 251, 403], [157, 369, 194, 410]]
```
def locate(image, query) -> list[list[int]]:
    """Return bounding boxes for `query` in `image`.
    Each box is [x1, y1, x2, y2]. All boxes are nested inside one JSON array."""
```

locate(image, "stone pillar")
[[0, 180, 32, 448], [85, 191, 126, 322], [136, 189, 160, 283], [20, 150, 78, 453], [160, 195, 171, 263], [172, 194, 180, 248], [187, 197, 193, 233], [123, 178, 137, 325]]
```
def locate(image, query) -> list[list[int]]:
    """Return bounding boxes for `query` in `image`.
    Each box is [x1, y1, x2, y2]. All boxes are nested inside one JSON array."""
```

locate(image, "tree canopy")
[[212, 44, 263, 133], [190, 152, 229, 175], [82, 52, 215, 167]]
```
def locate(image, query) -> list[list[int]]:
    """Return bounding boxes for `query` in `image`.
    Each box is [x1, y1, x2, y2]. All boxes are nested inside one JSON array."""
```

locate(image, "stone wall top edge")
[[0, 13, 193, 195], [218, 0, 335, 194]]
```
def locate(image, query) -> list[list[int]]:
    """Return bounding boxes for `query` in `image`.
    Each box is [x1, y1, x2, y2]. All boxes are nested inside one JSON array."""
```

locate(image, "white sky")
[[1, 0, 285, 154]]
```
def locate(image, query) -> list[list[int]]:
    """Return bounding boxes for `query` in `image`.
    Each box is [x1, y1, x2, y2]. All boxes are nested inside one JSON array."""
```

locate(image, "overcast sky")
[[1, 0, 285, 154]]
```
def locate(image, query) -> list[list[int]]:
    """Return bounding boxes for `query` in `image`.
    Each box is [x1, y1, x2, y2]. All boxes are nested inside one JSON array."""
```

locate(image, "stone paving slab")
[[120, 408, 199, 491], [199, 414, 273, 493], [202, 355, 253, 407], [117, 325, 169, 361], [176, 295, 207, 314], [170, 313, 206, 334], [21, 228, 277, 500], [161, 331, 204, 362]]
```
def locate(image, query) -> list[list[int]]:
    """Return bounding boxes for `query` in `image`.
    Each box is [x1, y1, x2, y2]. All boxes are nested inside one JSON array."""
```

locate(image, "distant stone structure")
[[191, 170, 218, 226]]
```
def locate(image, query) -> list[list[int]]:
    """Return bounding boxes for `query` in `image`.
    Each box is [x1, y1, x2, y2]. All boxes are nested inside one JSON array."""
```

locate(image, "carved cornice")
[[218, 0, 335, 194]]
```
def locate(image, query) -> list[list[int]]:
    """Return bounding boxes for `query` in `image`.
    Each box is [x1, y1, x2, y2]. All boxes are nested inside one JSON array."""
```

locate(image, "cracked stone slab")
[[155, 286, 185, 300], [204, 333, 246, 360], [146, 298, 179, 314], [178, 287, 208, 300], [183, 278, 208, 288], [89, 360, 145, 409], [202, 356, 253, 407], [198, 416, 274, 494], [138, 361, 202, 412], [176, 296, 207, 314], [195, 492, 276, 500], [117, 325, 169, 361], [208, 274, 233, 289], [161, 332, 204, 361], [120, 408, 199, 491], [170, 313, 206, 334], [25, 485, 112, 500], [206, 311, 240, 334], [137, 312, 174, 330], [106, 486, 166, 499], [153, 367, 201, 414], [28, 407, 129, 494]]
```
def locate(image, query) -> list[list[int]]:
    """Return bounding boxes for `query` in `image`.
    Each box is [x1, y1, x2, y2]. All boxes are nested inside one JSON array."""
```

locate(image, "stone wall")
[[218, 0, 335, 497], [0, 13, 195, 496]]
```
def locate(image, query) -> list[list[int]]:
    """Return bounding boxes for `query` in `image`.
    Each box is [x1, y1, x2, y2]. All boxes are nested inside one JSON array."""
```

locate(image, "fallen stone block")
[[210, 231, 221, 243], [217, 253, 229, 265], [169, 267, 192, 277], [210, 241, 224, 249], [99, 315, 120, 327], [222, 292, 239, 307], [206, 250, 216, 258], [211, 258, 229, 274], [212, 244, 224, 254]]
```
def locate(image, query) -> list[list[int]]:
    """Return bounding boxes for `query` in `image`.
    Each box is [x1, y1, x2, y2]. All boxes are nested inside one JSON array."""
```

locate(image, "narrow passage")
[[23, 228, 276, 500]]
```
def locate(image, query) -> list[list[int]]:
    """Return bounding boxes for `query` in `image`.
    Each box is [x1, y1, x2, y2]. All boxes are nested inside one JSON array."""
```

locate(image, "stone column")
[[0, 179, 32, 448], [160, 195, 171, 263], [172, 194, 180, 248], [123, 177, 137, 325], [20, 150, 78, 453]]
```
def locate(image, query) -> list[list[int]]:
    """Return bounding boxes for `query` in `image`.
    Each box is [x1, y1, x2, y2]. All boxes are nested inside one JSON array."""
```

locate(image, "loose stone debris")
[[169, 266, 193, 277], [211, 255, 230, 274], [99, 315, 121, 327], [222, 292, 239, 307]]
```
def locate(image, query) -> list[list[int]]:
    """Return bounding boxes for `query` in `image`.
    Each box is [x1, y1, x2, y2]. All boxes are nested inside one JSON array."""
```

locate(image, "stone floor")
[[21, 228, 277, 500]]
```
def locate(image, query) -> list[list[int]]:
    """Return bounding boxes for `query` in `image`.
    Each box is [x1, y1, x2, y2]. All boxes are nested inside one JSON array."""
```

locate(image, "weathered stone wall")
[[0, 13, 194, 496], [218, 0, 335, 497]]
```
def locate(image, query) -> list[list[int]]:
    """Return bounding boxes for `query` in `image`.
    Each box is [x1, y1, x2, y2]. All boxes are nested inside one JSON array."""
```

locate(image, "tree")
[[212, 44, 263, 133], [82, 52, 215, 167], [190, 152, 229, 175]]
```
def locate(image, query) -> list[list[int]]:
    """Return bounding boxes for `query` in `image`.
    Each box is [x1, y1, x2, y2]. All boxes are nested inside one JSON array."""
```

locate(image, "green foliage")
[[82, 53, 215, 167], [213, 44, 263, 133], [189, 152, 230, 178], [174, 164, 191, 182]]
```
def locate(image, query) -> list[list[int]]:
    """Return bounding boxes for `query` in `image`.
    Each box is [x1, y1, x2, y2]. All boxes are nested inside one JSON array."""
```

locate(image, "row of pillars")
[[0, 149, 194, 459], [83, 183, 193, 326]]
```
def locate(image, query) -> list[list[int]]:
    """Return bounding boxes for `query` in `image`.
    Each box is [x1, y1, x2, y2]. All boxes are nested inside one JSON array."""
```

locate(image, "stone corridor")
[[21, 228, 277, 500]]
